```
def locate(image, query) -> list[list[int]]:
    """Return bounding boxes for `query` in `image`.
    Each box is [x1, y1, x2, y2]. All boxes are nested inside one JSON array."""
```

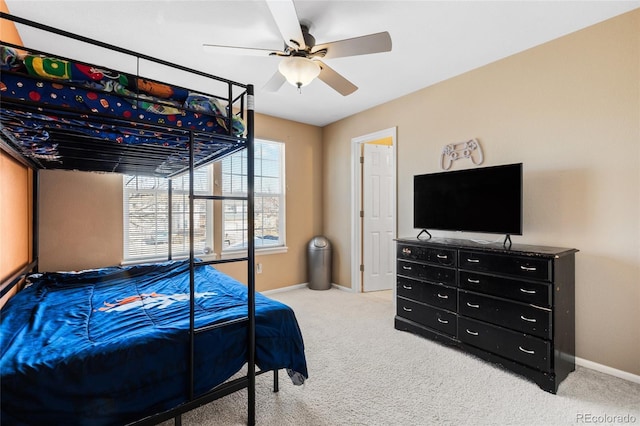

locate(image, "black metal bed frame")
[[0, 12, 265, 425]]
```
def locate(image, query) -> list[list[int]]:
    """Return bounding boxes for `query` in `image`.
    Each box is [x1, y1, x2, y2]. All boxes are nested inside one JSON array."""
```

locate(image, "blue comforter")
[[0, 260, 308, 425]]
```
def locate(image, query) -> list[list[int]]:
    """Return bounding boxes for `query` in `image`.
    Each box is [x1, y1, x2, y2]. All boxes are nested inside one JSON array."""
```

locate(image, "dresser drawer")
[[459, 317, 551, 372], [397, 297, 457, 336], [397, 276, 457, 311], [397, 260, 456, 286], [459, 250, 551, 282], [459, 291, 551, 339], [397, 244, 456, 267], [459, 271, 552, 307]]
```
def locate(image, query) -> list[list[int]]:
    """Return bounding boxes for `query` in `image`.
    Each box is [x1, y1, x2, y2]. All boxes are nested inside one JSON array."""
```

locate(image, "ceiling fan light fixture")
[[278, 56, 321, 90]]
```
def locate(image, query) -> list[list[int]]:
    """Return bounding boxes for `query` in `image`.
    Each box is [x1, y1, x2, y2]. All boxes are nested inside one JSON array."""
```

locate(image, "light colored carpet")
[[165, 287, 640, 425]]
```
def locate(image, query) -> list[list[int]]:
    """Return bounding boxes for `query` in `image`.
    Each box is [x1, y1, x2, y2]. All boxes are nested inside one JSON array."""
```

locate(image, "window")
[[123, 166, 213, 262], [122, 140, 284, 261], [221, 139, 285, 252]]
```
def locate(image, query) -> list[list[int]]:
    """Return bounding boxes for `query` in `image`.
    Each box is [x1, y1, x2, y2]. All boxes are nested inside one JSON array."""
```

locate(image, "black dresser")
[[395, 237, 577, 393]]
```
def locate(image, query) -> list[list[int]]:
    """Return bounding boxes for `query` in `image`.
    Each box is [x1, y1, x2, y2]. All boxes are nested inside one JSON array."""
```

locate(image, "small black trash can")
[[307, 236, 332, 290]]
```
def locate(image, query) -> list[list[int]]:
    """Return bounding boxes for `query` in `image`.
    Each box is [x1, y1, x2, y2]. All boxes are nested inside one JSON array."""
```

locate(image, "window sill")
[[121, 253, 219, 266], [220, 246, 288, 260], [121, 247, 285, 265]]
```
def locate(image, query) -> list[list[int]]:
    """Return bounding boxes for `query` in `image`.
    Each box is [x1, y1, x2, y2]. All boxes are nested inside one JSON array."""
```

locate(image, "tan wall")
[[323, 10, 639, 375], [38, 113, 323, 291], [39, 170, 123, 271]]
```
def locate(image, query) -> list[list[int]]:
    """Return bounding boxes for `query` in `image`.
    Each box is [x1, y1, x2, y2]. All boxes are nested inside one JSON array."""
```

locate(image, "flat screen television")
[[413, 163, 523, 236]]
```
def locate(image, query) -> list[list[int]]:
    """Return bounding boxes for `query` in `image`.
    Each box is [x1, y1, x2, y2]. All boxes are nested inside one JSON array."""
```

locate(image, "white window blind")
[[123, 166, 213, 262], [221, 140, 285, 251]]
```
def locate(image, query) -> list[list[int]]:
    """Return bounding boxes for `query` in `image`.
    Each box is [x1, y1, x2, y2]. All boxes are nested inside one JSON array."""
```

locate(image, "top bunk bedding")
[[0, 15, 251, 177], [0, 259, 308, 425]]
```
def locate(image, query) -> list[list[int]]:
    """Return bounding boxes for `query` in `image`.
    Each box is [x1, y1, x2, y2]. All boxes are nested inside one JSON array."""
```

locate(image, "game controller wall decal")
[[440, 138, 484, 170]]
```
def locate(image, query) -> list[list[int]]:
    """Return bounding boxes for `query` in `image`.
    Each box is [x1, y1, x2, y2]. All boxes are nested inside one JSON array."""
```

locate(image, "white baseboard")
[[262, 282, 345, 295], [575, 357, 640, 384], [261, 283, 307, 295], [332, 283, 351, 291]]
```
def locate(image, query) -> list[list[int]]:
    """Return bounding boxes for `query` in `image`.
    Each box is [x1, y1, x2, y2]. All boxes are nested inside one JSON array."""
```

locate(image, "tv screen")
[[413, 163, 523, 235]]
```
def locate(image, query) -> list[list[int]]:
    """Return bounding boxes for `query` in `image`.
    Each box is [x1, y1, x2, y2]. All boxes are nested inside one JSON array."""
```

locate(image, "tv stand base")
[[417, 229, 432, 239]]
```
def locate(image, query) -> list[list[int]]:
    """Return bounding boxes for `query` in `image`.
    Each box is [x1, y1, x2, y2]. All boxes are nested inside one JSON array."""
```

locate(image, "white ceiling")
[[5, 1, 639, 127]]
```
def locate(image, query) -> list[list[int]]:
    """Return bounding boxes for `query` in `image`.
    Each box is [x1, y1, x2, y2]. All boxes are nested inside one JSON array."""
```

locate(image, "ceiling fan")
[[202, 0, 392, 96]]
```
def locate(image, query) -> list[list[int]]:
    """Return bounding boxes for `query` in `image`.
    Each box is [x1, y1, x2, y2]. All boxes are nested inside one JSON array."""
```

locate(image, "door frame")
[[350, 127, 397, 292]]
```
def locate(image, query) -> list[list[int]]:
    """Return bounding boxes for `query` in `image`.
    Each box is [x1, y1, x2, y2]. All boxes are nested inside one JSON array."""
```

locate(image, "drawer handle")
[[467, 258, 480, 263], [520, 315, 537, 323], [437, 318, 449, 324], [520, 265, 537, 272], [402, 247, 412, 255], [437, 254, 448, 259], [467, 278, 480, 284], [520, 288, 536, 294], [466, 329, 479, 336], [466, 302, 480, 309], [402, 285, 412, 290], [402, 265, 412, 271], [437, 293, 449, 299], [518, 346, 535, 355], [403, 306, 413, 312]]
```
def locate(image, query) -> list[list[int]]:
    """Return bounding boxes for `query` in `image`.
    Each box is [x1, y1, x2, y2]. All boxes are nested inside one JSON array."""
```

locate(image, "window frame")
[[122, 166, 214, 264], [220, 139, 287, 257]]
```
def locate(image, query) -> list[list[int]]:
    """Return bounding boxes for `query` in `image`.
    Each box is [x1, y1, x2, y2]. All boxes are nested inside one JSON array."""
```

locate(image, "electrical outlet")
[[256, 263, 262, 274]]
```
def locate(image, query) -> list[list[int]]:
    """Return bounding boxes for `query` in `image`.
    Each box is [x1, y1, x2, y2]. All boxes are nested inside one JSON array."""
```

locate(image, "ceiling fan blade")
[[263, 70, 287, 92], [202, 43, 279, 57], [316, 61, 358, 96], [266, 0, 305, 50], [311, 32, 392, 60]]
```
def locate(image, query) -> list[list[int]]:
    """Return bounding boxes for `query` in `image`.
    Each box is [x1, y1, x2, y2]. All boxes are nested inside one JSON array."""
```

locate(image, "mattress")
[[0, 260, 308, 425]]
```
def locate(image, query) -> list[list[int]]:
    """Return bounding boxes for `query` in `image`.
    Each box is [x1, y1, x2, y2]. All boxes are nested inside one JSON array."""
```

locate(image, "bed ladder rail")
[[186, 80, 257, 422], [194, 257, 250, 267], [193, 316, 249, 335], [0, 260, 38, 299], [129, 369, 279, 426]]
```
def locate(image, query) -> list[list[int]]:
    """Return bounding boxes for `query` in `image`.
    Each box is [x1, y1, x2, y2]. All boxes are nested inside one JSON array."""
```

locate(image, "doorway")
[[350, 127, 396, 293]]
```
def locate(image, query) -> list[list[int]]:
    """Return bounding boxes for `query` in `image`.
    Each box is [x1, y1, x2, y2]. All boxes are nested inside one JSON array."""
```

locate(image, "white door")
[[362, 143, 395, 292]]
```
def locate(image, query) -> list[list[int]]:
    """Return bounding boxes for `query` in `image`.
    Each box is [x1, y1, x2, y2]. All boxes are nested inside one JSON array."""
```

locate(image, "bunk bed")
[[0, 12, 308, 426]]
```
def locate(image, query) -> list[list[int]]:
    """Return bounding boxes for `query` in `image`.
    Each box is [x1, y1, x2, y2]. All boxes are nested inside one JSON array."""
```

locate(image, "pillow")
[[132, 78, 189, 102], [184, 93, 225, 116], [22, 54, 129, 85], [0, 45, 23, 70], [111, 82, 183, 115], [23, 55, 78, 80], [216, 115, 246, 136]]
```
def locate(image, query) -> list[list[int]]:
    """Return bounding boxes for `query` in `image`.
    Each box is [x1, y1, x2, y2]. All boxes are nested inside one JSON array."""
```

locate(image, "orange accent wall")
[[0, 1, 29, 308], [0, 0, 24, 46], [0, 151, 33, 284]]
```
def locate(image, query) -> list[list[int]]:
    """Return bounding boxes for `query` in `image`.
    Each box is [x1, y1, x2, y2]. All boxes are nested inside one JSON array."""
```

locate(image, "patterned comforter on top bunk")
[[0, 45, 246, 169]]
